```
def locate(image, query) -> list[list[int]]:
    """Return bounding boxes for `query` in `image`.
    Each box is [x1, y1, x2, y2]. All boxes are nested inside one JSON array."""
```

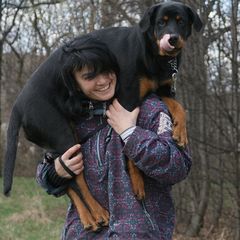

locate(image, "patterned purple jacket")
[[36, 94, 191, 240]]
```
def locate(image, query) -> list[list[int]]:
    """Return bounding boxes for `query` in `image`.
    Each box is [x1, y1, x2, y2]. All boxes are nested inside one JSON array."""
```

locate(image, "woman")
[[36, 36, 191, 239]]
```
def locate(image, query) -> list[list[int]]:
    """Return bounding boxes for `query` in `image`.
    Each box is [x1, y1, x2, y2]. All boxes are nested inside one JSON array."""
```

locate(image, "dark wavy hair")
[[59, 35, 120, 120]]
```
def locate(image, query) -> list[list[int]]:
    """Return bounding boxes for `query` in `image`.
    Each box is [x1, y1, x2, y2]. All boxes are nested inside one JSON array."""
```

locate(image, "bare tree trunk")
[[0, 0, 3, 176], [180, 1, 211, 233], [231, 0, 240, 239], [186, 86, 210, 236]]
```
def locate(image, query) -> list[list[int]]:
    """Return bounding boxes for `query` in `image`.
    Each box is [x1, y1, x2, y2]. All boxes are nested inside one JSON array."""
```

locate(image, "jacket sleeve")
[[122, 96, 192, 186], [36, 153, 70, 197]]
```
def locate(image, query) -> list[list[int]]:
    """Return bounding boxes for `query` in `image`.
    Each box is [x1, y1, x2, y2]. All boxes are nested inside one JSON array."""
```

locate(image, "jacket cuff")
[[46, 164, 70, 187], [120, 126, 136, 143]]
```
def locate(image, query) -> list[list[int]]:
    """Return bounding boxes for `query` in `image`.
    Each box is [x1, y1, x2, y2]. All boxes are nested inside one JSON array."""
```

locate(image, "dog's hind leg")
[[73, 174, 110, 229], [127, 159, 145, 200], [161, 97, 188, 147], [67, 187, 101, 231]]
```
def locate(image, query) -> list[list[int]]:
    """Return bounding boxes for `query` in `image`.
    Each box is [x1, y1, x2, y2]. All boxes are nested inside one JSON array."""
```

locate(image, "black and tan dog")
[[3, 1, 202, 231]]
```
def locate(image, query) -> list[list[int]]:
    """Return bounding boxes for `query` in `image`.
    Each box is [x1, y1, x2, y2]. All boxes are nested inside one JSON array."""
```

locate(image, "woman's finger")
[[74, 165, 84, 175], [109, 104, 117, 113], [72, 162, 84, 171], [70, 153, 83, 164], [133, 107, 140, 116], [112, 99, 123, 110], [62, 144, 81, 160]]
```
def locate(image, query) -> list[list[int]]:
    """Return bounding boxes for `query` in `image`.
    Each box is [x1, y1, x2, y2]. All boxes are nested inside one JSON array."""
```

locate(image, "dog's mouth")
[[157, 34, 185, 57]]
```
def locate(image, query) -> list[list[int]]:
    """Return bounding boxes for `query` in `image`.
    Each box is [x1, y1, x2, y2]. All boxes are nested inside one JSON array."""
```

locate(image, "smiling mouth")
[[96, 83, 111, 92]]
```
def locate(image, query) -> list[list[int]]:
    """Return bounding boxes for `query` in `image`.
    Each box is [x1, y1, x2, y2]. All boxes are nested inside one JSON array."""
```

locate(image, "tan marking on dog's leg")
[[67, 187, 100, 231], [161, 97, 188, 146], [75, 174, 109, 227], [128, 160, 145, 200]]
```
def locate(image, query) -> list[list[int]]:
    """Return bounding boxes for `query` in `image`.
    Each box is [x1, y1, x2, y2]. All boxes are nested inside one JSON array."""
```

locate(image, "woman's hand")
[[54, 144, 84, 178], [106, 99, 140, 135]]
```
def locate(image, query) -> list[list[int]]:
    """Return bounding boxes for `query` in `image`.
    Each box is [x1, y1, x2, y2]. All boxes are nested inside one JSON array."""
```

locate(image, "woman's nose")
[[96, 74, 109, 85]]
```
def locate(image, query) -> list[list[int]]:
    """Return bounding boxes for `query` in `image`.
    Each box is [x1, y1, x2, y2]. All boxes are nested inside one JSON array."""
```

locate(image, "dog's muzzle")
[[158, 34, 185, 56]]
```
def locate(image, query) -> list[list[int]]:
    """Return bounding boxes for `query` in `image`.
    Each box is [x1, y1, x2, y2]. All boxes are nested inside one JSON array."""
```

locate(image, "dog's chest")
[[138, 55, 179, 97]]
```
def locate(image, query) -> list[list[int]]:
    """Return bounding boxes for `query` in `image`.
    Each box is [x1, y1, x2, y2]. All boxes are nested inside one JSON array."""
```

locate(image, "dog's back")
[[3, 48, 76, 195]]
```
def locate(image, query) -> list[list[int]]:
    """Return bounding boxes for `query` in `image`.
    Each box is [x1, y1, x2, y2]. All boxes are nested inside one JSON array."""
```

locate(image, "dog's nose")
[[168, 34, 179, 46]]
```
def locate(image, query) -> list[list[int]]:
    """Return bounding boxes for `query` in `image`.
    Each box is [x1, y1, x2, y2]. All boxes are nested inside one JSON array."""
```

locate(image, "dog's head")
[[139, 1, 203, 57]]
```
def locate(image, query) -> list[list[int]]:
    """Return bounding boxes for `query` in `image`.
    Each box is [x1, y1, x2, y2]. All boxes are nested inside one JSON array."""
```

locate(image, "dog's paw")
[[172, 119, 188, 147], [129, 166, 145, 200], [80, 208, 102, 232], [132, 178, 145, 200], [90, 206, 110, 228]]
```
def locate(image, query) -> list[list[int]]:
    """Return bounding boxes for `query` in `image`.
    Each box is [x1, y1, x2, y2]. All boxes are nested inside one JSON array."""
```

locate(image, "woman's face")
[[74, 67, 117, 101]]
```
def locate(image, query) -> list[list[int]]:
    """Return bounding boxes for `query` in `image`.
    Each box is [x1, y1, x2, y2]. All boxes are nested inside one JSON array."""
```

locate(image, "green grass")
[[0, 177, 69, 240]]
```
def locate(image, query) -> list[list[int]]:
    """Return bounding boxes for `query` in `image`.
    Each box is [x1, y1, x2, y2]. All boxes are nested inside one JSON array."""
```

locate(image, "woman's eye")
[[83, 72, 95, 80], [85, 76, 94, 81]]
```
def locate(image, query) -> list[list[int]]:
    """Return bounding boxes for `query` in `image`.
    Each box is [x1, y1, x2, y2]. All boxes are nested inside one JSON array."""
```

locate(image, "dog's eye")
[[178, 19, 185, 26], [158, 19, 166, 26]]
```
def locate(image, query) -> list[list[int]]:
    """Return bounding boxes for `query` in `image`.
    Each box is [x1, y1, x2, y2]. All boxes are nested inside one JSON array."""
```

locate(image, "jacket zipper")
[[96, 130, 103, 167], [141, 200, 155, 230]]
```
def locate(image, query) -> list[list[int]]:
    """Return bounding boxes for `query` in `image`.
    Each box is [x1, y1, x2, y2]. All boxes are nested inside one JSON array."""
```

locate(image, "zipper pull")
[[103, 102, 107, 117], [88, 101, 94, 119]]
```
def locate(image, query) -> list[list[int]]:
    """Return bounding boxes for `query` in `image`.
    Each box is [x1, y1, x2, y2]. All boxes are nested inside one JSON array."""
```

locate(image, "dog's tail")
[[3, 106, 22, 196]]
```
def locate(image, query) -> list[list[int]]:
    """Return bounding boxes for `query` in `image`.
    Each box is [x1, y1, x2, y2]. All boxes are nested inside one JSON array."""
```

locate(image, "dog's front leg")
[[127, 159, 145, 200], [161, 97, 188, 147]]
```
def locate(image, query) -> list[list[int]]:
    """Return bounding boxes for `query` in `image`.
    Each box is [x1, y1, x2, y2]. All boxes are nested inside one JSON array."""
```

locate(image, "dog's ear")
[[139, 3, 162, 33], [185, 5, 203, 32]]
